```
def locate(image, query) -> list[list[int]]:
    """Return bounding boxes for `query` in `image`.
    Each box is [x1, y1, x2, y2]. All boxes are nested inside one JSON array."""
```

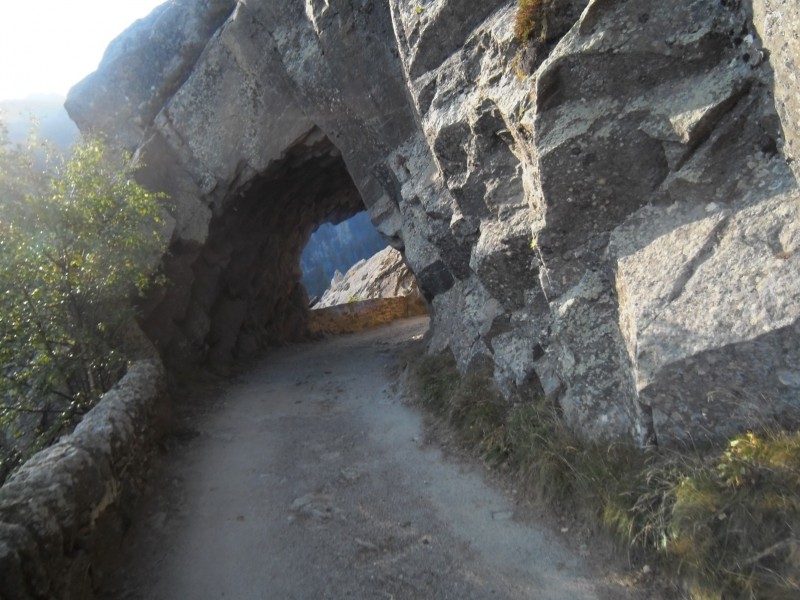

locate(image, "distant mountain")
[[301, 211, 388, 300], [0, 95, 78, 149]]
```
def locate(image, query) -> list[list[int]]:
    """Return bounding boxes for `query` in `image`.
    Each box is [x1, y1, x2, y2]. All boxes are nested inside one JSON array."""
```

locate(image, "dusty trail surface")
[[104, 317, 625, 599]]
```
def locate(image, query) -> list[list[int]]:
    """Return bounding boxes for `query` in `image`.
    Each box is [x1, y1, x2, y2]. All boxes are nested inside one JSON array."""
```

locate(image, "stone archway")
[[141, 128, 368, 365], [65, 0, 800, 446]]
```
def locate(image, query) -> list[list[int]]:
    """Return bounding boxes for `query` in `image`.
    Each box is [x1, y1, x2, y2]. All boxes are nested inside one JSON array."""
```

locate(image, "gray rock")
[[316, 247, 424, 308], [63, 0, 800, 446], [753, 0, 800, 180], [66, 0, 238, 151], [0, 360, 167, 598]]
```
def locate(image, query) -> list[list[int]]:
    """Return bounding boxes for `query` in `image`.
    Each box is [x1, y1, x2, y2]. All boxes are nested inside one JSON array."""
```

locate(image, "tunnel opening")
[[160, 128, 370, 367], [300, 211, 387, 303]]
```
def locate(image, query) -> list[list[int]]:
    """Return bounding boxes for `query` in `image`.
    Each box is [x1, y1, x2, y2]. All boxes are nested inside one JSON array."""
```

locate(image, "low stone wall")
[[309, 296, 429, 336], [0, 360, 168, 600]]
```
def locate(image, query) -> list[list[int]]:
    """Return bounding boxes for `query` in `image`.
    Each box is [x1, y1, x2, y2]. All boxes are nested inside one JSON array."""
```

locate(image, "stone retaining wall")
[[0, 360, 168, 600], [309, 297, 429, 337]]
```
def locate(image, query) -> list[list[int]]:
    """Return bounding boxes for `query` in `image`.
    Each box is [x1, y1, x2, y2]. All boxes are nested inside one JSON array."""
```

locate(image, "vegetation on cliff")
[[0, 123, 167, 483], [408, 351, 800, 599], [514, 0, 548, 42]]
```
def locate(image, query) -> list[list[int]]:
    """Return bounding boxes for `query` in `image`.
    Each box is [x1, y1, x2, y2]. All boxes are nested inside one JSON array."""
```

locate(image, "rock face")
[[316, 246, 424, 308], [66, 0, 800, 446], [752, 0, 800, 181]]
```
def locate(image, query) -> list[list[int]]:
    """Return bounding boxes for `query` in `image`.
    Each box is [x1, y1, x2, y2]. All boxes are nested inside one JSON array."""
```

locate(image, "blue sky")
[[0, 0, 165, 100]]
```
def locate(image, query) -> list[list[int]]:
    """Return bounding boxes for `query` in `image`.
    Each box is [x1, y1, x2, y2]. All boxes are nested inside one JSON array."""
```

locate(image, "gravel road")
[[102, 317, 640, 600]]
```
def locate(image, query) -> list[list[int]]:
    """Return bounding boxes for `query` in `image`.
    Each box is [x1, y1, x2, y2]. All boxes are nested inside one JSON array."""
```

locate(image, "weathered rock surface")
[[316, 246, 424, 308], [753, 0, 800, 180], [0, 361, 167, 599], [66, 0, 800, 446]]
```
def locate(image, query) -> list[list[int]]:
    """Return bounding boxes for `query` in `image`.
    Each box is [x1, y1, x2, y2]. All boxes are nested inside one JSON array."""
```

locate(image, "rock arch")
[[68, 0, 442, 368], [149, 128, 369, 364], [66, 0, 800, 446]]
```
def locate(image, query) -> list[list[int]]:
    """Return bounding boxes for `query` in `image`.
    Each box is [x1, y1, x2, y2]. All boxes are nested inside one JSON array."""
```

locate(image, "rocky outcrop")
[[392, 0, 800, 445], [66, 0, 800, 446], [316, 246, 424, 308], [752, 0, 800, 180], [67, 0, 424, 368], [310, 245, 428, 334], [0, 361, 167, 600]]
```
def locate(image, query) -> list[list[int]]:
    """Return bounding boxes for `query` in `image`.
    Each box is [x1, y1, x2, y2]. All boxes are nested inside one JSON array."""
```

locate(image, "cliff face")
[[752, 0, 800, 181], [66, 0, 800, 446]]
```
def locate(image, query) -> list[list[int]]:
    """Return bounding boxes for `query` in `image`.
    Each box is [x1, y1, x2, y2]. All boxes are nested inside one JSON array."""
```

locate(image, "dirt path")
[[102, 317, 638, 600]]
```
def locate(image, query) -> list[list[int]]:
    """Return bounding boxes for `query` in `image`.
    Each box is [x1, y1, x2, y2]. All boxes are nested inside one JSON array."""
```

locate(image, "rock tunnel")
[[64, 0, 800, 446], [139, 128, 377, 366]]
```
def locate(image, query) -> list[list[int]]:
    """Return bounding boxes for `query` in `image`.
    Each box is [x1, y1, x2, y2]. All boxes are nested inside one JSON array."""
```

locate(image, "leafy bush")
[[408, 350, 800, 598], [0, 125, 167, 482]]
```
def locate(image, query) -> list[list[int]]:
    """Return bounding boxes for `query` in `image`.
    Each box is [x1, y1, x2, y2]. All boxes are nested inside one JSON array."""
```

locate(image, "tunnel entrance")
[[149, 128, 371, 366]]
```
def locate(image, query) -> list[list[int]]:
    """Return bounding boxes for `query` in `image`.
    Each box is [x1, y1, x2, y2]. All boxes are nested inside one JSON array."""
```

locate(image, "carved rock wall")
[[68, 0, 444, 369], [66, 0, 800, 445], [391, 0, 800, 445]]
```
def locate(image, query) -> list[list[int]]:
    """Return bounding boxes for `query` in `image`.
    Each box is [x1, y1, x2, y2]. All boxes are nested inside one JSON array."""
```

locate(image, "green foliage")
[[0, 127, 167, 482], [408, 351, 800, 598], [650, 431, 800, 598]]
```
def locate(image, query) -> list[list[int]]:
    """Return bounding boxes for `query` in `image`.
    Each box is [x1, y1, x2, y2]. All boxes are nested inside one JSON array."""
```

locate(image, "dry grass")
[[407, 351, 800, 599], [514, 0, 548, 43], [411, 352, 507, 457]]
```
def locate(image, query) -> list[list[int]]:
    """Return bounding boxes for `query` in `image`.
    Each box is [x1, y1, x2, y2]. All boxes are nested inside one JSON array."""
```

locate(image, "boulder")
[[315, 246, 425, 309]]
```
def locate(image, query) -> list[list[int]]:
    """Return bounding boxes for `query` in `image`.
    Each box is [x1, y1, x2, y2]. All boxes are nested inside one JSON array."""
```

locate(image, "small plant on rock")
[[514, 0, 548, 43]]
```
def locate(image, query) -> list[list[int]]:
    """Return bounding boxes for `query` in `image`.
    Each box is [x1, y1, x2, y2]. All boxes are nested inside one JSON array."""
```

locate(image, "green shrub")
[[653, 432, 800, 598]]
